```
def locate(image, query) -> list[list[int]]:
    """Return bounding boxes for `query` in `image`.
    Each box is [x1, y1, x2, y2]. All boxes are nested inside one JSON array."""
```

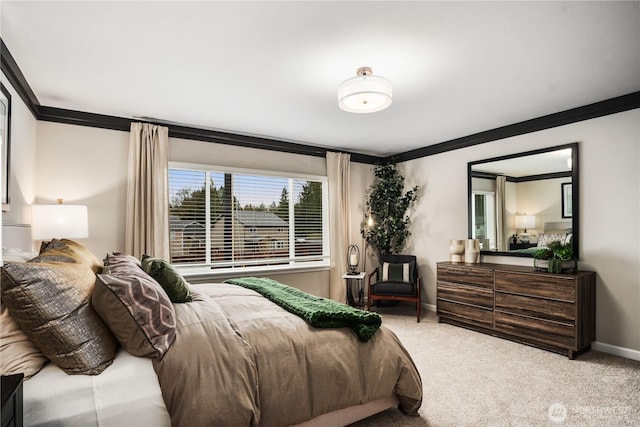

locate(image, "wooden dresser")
[[436, 261, 596, 359]]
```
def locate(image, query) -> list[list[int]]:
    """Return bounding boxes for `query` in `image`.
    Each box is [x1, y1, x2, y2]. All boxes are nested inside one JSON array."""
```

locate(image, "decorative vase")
[[449, 239, 465, 263], [534, 258, 578, 273], [464, 239, 480, 263], [548, 258, 562, 274]]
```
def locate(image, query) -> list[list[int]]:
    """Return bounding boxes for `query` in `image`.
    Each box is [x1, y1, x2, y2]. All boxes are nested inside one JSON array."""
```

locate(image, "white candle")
[[350, 253, 358, 266]]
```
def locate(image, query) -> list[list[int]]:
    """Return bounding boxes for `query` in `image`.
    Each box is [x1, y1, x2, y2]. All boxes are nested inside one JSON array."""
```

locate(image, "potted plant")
[[533, 240, 577, 273], [361, 162, 419, 257]]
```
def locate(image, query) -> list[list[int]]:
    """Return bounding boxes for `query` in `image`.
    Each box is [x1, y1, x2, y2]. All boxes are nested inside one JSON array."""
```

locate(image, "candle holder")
[[347, 245, 360, 274]]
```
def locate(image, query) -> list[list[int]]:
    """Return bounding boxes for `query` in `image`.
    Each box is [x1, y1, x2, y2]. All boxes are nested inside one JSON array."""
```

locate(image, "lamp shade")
[[338, 67, 392, 113], [32, 204, 89, 240], [515, 214, 536, 231]]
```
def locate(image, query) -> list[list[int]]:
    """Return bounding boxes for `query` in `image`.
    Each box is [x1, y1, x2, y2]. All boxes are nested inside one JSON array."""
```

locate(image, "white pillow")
[[2, 248, 38, 263], [537, 233, 569, 248]]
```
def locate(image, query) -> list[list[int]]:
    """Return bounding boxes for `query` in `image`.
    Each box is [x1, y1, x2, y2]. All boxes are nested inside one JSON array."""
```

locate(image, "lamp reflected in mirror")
[[515, 214, 536, 242]]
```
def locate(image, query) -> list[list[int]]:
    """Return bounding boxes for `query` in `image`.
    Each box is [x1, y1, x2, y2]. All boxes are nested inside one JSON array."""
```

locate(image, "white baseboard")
[[422, 302, 436, 312], [592, 341, 640, 361]]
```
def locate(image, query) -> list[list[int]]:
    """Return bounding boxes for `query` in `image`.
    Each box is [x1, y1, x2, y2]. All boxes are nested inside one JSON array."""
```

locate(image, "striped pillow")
[[381, 262, 414, 283]]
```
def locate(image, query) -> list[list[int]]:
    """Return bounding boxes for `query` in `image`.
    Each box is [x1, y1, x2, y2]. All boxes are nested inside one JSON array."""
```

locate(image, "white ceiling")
[[471, 148, 572, 177], [1, 1, 638, 157]]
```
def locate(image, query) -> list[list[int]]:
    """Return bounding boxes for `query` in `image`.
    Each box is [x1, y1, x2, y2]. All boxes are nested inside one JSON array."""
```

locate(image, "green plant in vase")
[[533, 240, 576, 273]]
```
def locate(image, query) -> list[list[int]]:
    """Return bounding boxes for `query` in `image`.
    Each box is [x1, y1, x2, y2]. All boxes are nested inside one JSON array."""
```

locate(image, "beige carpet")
[[350, 304, 640, 426]]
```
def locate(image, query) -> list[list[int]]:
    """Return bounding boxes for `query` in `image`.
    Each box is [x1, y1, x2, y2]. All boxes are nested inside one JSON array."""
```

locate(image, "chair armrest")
[[367, 268, 379, 286]]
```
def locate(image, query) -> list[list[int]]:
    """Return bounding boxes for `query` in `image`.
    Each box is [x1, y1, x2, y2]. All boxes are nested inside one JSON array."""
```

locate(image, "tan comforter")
[[153, 284, 422, 426]]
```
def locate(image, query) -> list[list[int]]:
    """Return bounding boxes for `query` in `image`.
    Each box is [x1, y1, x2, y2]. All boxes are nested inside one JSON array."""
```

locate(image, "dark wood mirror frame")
[[467, 143, 579, 258]]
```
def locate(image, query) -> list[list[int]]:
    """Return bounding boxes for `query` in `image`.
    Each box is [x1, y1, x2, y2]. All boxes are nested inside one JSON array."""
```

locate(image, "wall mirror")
[[467, 143, 579, 258]]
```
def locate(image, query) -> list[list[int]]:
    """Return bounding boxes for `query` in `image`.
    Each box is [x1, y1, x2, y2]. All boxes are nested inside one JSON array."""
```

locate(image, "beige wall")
[[403, 108, 640, 353], [1, 73, 38, 226], [35, 122, 129, 257], [32, 126, 371, 299], [11, 102, 640, 354]]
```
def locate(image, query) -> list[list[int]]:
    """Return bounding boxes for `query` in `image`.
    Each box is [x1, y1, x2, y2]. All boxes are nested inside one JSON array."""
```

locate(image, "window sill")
[[178, 262, 330, 283]]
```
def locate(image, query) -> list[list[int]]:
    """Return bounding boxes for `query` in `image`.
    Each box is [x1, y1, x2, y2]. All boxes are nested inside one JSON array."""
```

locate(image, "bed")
[[1, 229, 422, 426], [509, 221, 573, 255]]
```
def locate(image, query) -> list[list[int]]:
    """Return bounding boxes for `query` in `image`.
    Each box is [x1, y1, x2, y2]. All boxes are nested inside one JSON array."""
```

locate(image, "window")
[[168, 163, 329, 273], [472, 191, 496, 249]]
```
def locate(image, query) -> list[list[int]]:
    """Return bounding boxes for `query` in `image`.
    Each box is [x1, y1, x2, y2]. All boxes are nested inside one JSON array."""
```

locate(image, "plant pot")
[[534, 258, 577, 273], [548, 258, 562, 274]]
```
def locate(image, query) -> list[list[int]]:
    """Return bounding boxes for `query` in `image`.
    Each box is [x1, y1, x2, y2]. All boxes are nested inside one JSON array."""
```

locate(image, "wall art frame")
[[1, 82, 11, 211]]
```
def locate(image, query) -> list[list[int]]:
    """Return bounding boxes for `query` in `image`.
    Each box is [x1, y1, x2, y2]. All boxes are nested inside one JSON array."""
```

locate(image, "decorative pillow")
[[141, 255, 192, 303], [0, 305, 48, 379], [102, 252, 142, 274], [1, 261, 117, 375], [381, 262, 415, 283], [2, 248, 38, 263], [537, 233, 569, 248], [36, 239, 103, 273], [92, 253, 176, 359]]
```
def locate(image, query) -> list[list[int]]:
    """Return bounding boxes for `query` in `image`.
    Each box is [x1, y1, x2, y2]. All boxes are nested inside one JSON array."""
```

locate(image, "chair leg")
[[416, 300, 421, 322]]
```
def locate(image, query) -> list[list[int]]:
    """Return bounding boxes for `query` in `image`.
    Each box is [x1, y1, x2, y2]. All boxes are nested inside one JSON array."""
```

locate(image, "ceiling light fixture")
[[338, 67, 392, 113]]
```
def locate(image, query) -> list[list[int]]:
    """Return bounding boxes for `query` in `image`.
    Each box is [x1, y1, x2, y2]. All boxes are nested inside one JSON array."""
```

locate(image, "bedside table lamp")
[[515, 214, 535, 243], [31, 199, 89, 240]]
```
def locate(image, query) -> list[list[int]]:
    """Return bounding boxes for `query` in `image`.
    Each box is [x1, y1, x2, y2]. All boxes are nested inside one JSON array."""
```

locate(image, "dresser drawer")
[[438, 282, 493, 309], [494, 311, 575, 349], [437, 265, 493, 289], [437, 299, 493, 327], [495, 271, 575, 302], [495, 292, 575, 323]]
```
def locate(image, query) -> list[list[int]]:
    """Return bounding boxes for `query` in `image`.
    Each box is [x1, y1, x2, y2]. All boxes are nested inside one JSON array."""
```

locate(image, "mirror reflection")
[[468, 143, 578, 258]]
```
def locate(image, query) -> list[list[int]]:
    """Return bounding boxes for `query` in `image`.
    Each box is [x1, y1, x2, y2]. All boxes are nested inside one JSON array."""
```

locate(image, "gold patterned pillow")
[[1, 261, 117, 375], [35, 239, 103, 273]]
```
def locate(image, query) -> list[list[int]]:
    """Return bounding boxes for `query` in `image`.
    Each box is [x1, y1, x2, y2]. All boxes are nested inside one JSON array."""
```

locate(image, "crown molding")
[[2, 38, 638, 165], [0, 39, 40, 118], [389, 91, 640, 163]]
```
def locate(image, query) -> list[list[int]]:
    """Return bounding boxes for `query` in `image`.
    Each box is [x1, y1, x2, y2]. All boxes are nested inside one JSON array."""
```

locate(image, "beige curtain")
[[125, 122, 170, 260], [496, 175, 507, 251], [327, 152, 350, 303]]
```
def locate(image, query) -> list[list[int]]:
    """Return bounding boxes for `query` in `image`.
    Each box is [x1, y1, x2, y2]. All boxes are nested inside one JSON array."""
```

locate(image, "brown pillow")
[[92, 253, 176, 359], [1, 261, 117, 375], [36, 239, 103, 273]]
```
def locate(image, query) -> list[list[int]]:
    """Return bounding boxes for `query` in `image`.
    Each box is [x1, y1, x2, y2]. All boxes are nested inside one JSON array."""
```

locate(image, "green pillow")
[[141, 255, 192, 303]]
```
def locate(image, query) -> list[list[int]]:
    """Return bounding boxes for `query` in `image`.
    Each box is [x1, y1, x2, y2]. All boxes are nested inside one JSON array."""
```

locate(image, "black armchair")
[[366, 254, 421, 322]]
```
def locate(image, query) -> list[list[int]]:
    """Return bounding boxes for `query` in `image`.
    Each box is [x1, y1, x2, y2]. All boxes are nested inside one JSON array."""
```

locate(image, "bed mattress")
[[23, 349, 171, 427]]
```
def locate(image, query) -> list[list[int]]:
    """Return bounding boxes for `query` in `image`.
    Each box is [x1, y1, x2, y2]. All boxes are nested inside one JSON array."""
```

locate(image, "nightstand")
[[342, 272, 366, 308], [509, 242, 537, 250], [1, 374, 24, 427]]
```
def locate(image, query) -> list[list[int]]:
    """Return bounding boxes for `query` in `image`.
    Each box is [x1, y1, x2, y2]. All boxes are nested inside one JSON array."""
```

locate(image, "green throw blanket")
[[224, 277, 381, 342]]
